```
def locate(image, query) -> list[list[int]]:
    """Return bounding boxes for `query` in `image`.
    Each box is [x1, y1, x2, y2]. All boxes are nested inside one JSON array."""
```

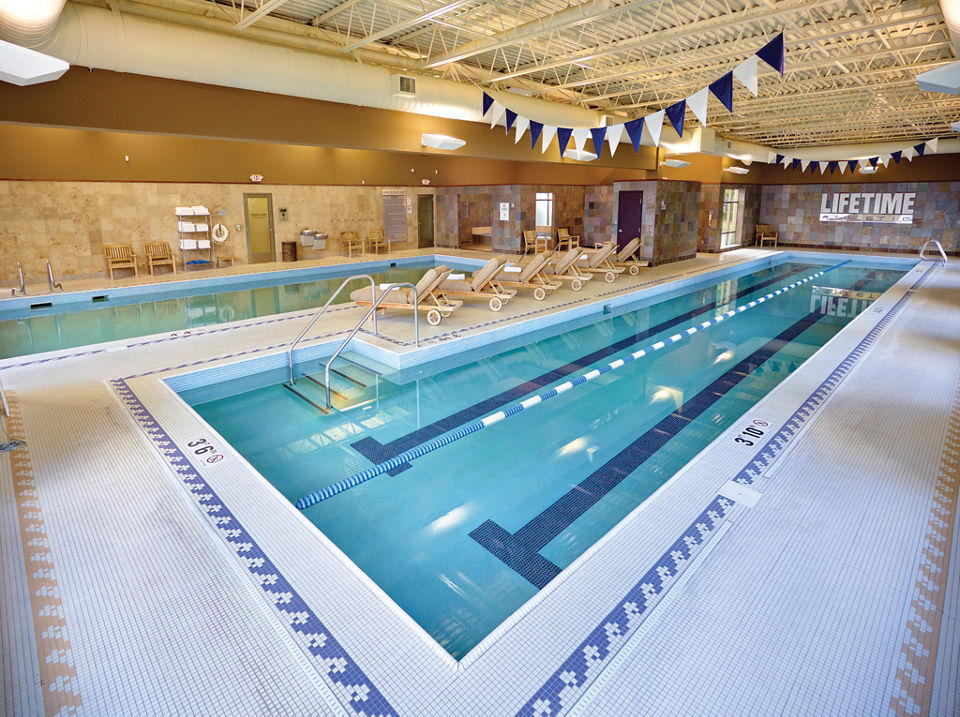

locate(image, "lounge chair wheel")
[[489, 296, 503, 312], [533, 286, 546, 301], [629, 265, 640, 276], [604, 271, 616, 283], [571, 278, 583, 291], [426, 309, 442, 326]]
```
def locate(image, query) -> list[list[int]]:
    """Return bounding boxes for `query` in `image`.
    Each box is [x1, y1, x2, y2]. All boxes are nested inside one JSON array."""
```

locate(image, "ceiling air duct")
[[0, 0, 67, 47]]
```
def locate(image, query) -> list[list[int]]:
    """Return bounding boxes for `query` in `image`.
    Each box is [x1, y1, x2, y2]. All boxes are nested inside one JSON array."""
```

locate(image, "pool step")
[[285, 365, 379, 414]]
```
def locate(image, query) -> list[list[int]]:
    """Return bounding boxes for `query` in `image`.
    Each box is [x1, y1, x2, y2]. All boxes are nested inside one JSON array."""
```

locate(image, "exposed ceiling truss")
[[94, 0, 960, 147]]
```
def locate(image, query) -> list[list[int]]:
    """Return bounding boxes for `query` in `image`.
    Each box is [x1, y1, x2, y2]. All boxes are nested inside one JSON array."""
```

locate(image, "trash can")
[[281, 240, 298, 262]]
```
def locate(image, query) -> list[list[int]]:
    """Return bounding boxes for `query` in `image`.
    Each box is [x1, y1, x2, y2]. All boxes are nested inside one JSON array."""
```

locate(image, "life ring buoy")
[[212, 223, 229, 243], [219, 305, 237, 322]]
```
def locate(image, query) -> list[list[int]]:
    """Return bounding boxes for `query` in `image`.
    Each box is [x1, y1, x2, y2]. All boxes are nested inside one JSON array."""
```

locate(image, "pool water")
[[186, 259, 906, 659], [0, 259, 467, 359]]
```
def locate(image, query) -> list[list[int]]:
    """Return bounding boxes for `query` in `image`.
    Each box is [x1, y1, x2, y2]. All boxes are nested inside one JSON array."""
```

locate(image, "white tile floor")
[[1, 249, 957, 716]]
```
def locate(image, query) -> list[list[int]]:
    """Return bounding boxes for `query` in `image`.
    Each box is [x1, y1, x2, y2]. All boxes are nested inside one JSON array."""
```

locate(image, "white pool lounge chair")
[[350, 266, 461, 325], [543, 248, 592, 291], [498, 253, 562, 300], [439, 256, 517, 311]]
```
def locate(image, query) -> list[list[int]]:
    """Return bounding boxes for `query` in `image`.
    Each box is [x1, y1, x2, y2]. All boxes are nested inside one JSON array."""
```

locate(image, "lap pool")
[[176, 256, 910, 659]]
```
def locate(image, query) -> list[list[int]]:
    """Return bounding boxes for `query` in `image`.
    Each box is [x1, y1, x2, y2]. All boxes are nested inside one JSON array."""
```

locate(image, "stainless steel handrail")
[[46, 260, 63, 292], [323, 282, 419, 407], [919, 239, 948, 264], [287, 274, 376, 384], [11, 262, 26, 296]]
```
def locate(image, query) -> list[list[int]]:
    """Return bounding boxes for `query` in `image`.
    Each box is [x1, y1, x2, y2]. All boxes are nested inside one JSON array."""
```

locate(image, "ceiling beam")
[[236, 0, 290, 31], [340, 0, 475, 53]]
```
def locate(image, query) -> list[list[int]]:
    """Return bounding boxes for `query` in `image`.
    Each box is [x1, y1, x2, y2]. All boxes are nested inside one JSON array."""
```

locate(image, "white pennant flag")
[[572, 128, 590, 152], [489, 102, 506, 129], [879, 154, 891, 166], [606, 124, 625, 156], [903, 146, 916, 161], [926, 137, 939, 153], [800, 159, 809, 172], [514, 116, 529, 144], [686, 88, 709, 125], [780, 155, 791, 167], [645, 110, 665, 146], [733, 55, 759, 97], [820, 162, 829, 174], [541, 125, 557, 154]]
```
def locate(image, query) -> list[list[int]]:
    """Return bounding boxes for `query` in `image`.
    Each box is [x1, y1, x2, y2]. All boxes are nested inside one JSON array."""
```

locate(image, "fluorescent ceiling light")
[[952, 120, 960, 132], [660, 158, 691, 168], [859, 165, 877, 173], [421, 133, 466, 150], [0, 39, 69, 86], [566, 148, 597, 162], [916, 60, 960, 94], [725, 166, 750, 174], [726, 153, 753, 165]]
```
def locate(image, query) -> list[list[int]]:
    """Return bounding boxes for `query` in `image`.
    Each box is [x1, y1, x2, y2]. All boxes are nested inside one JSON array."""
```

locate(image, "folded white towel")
[[180, 239, 197, 250], [447, 273, 466, 280], [503, 266, 522, 273]]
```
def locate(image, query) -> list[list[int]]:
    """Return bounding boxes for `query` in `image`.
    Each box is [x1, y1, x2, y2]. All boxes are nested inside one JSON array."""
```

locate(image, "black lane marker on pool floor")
[[469, 273, 878, 589], [351, 264, 809, 474]]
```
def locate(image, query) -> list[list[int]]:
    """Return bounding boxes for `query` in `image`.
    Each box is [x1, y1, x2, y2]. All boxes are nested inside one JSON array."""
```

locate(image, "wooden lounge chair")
[[756, 225, 779, 247], [556, 227, 580, 251], [368, 229, 390, 255], [578, 242, 625, 283], [439, 256, 517, 311], [498, 253, 562, 301], [350, 266, 461, 326], [543, 248, 592, 291], [104, 243, 138, 279], [340, 231, 364, 257], [144, 241, 176, 275], [611, 237, 648, 276]]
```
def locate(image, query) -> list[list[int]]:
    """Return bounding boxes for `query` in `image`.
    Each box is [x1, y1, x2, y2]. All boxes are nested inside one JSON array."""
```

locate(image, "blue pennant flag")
[[590, 127, 607, 156], [775, 153, 784, 165], [505, 109, 518, 132], [847, 160, 858, 173], [482, 92, 494, 116], [791, 158, 801, 170], [665, 100, 686, 137], [624, 118, 644, 153], [709, 72, 734, 113], [891, 150, 902, 163], [868, 156, 879, 168], [914, 143, 925, 157], [557, 127, 573, 157], [756, 32, 784, 76], [828, 161, 839, 174], [809, 162, 818, 174], [529, 121, 544, 150]]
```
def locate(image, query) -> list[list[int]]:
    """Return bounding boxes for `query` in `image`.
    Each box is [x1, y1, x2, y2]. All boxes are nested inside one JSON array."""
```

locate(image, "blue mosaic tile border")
[[517, 263, 934, 716], [109, 378, 396, 717]]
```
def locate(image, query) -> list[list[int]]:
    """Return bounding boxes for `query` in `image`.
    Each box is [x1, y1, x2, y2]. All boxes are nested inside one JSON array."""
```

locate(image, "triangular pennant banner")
[[914, 142, 926, 157], [572, 128, 590, 152], [879, 154, 891, 166], [505, 109, 518, 132], [800, 159, 809, 172], [590, 127, 607, 156], [529, 121, 543, 150], [556, 127, 573, 157], [756, 32, 784, 76], [606, 124, 624, 156], [665, 100, 686, 137], [891, 150, 902, 163], [927, 138, 938, 153], [775, 153, 784, 165], [903, 147, 916, 161], [687, 88, 708, 125], [514, 116, 529, 144], [828, 161, 839, 174], [645, 110, 665, 146], [541, 125, 557, 154], [819, 162, 828, 174], [481, 92, 494, 117], [489, 102, 506, 129], [624, 118, 644, 152], [781, 155, 791, 167], [733, 55, 759, 96], [847, 160, 858, 173], [868, 157, 879, 168], [709, 72, 734, 112], [791, 158, 801, 170]]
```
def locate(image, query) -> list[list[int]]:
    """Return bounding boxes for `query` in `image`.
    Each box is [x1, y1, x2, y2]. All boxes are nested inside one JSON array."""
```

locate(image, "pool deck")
[[2, 248, 958, 716]]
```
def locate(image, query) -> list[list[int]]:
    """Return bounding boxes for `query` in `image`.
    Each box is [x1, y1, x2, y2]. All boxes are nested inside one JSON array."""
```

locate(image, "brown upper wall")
[[735, 153, 960, 184]]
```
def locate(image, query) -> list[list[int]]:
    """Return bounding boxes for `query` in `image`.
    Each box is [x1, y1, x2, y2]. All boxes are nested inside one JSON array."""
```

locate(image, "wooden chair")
[[144, 241, 176, 275], [103, 243, 139, 279], [340, 231, 363, 257], [522, 230, 539, 254], [756, 224, 779, 248], [368, 229, 390, 255], [557, 227, 580, 251]]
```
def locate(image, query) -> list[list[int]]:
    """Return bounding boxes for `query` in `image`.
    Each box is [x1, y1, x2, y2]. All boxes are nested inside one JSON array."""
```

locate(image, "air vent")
[[392, 75, 416, 97]]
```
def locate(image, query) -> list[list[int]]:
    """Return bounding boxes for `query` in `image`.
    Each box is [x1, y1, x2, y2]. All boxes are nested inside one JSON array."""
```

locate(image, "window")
[[720, 188, 744, 248], [535, 192, 554, 227]]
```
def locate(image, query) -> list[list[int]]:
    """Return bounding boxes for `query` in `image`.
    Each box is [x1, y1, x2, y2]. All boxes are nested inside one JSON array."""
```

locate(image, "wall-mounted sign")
[[819, 191, 916, 224], [249, 174, 263, 183], [499, 202, 510, 221]]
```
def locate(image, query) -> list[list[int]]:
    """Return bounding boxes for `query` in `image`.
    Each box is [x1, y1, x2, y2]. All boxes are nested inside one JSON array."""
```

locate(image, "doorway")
[[417, 195, 434, 248], [244, 194, 275, 263], [616, 190, 644, 251]]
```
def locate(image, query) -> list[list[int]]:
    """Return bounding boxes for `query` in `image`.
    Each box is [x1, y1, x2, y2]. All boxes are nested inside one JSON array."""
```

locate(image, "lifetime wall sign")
[[819, 191, 916, 224]]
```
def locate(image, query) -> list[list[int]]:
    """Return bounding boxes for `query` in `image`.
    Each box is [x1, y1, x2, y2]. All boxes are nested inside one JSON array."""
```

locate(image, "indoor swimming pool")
[[0, 257, 476, 359], [182, 257, 908, 660]]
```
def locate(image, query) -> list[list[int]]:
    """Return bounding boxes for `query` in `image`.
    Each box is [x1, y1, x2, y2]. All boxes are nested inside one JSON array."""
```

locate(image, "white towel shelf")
[[176, 207, 214, 270]]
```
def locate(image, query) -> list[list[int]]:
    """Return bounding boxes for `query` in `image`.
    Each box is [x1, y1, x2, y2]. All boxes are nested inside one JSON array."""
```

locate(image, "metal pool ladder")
[[47, 260, 63, 292], [919, 240, 948, 264], [11, 262, 26, 296]]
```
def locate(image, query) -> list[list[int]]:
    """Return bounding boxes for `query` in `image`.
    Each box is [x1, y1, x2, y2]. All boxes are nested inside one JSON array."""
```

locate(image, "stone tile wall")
[[457, 193, 491, 246], [653, 181, 701, 264], [698, 184, 721, 252], [584, 185, 615, 246]]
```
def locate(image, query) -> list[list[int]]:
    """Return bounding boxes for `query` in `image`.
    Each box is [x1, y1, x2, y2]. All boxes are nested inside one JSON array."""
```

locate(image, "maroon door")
[[616, 190, 644, 251]]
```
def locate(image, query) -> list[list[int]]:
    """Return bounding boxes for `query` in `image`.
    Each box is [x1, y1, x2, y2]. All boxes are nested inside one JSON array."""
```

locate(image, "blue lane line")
[[350, 263, 813, 475], [294, 262, 849, 510]]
